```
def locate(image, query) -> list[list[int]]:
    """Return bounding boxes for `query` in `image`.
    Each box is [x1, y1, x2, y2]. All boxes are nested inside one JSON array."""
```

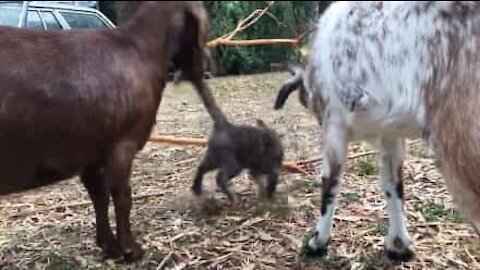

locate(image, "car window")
[[40, 11, 62, 30], [0, 3, 22, 27], [26, 10, 44, 30], [59, 11, 108, 29]]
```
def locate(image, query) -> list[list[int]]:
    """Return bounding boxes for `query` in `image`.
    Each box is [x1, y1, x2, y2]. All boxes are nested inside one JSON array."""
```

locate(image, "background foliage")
[[100, 1, 331, 75], [203, 1, 320, 75]]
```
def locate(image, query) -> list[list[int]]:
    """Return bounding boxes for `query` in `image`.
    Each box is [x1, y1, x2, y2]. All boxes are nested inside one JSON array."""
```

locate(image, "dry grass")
[[0, 73, 479, 270]]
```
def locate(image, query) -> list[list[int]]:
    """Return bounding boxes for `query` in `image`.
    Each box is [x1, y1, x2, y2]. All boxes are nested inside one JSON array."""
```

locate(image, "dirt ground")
[[0, 73, 479, 270]]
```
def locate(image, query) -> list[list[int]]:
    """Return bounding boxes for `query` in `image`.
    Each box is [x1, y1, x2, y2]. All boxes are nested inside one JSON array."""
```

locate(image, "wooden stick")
[[296, 150, 378, 165], [157, 252, 173, 270], [207, 39, 298, 48], [202, 1, 302, 50], [211, 1, 275, 43], [8, 191, 167, 219], [295, 141, 422, 166], [297, 25, 317, 42], [7, 167, 309, 219], [149, 135, 207, 147], [148, 136, 310, 175], [282, 161, 313, 176]]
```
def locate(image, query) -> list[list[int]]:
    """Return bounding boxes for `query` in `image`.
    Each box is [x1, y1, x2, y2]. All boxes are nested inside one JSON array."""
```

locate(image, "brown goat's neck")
[[118, 2, 231, 129], [120, 4, 177, 75]]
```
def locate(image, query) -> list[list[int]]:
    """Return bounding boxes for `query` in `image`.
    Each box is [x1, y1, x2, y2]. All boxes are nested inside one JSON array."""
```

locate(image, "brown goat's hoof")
[[386, 248, 415, 262], [123, 243, 144, 262], [99, 239, 123, 260], [105, 248, 123, 260]]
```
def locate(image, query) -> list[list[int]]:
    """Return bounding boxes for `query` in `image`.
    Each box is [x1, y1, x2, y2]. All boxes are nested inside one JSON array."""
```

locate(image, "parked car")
[[0, 1, 114, 30], [0, 1, 210, 79]]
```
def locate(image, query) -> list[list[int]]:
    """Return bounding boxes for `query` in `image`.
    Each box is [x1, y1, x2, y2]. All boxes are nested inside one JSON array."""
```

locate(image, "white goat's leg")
[[380, 138, 415, 261], [303, 123, 348, 256]]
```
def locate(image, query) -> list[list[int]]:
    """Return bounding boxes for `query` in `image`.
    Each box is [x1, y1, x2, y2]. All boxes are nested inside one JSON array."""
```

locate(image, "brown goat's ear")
[[184, 1, 209, 49], [174, 1, 210, 81], [114, 1, 142, 26]]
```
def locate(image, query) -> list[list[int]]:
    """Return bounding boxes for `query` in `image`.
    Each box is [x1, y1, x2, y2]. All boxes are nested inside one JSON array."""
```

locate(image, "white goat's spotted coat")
[[306, 1, 477, 139], [292, 1, 480, 259]]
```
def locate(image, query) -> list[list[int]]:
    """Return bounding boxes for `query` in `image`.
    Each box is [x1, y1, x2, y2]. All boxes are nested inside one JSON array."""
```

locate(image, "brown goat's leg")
[[81, 167, 122, 259], [106, 142, 143, 262]]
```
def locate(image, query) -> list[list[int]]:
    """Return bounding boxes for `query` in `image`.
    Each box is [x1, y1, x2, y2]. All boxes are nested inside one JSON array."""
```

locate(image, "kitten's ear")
[[256, 119, 267, 129]]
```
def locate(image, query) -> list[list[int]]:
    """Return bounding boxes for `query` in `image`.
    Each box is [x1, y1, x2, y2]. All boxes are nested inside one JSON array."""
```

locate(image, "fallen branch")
[[208, 38, 298, 47], [149, 135, 207, 147], [157, 251, 173, 270], [296, 150, 378, 165], [147, 136, 426, 176], [202, 1, 308, 53], [282, 161, 313, 176], [297, 25, 317, 42], [148, 135, 311, 175], [221, 217, 266, 237], [7, 162, 310, 219], [8, 190, 167, 219], [295, 140, 423, 166], [207, 1, 275, 47], [193, 252, 234, 268]]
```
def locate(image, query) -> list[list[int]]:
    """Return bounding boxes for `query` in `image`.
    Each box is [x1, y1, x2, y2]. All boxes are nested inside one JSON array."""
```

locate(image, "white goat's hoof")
[[300, 232, 329, 261], [385, 236, 415, 262]]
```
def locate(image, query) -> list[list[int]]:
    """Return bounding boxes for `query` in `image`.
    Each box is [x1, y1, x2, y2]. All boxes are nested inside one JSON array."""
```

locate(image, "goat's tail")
[[274, 63, 304, 109], [192, 79, 230, 129]]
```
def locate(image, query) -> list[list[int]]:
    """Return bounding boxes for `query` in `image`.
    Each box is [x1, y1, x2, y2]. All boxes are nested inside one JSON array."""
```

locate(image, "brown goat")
[[425, 2, 480, 234], [0, 1, 223, 262]]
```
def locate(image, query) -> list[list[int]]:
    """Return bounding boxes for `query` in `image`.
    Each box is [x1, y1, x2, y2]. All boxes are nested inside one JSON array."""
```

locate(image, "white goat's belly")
[[349, 109, 423, 140], [345, 99, 423, 139], [308, 1, 443, 141]]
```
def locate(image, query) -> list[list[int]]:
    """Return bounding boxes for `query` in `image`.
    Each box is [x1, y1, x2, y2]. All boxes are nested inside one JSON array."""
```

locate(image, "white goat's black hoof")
[[299, 232, 329, 262], [386, 248, 415, 262], [385, 237, 415, 262]]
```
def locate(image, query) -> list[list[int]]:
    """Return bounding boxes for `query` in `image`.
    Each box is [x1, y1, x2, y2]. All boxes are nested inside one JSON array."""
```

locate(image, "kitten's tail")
[[191, 79, 230, 129]]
